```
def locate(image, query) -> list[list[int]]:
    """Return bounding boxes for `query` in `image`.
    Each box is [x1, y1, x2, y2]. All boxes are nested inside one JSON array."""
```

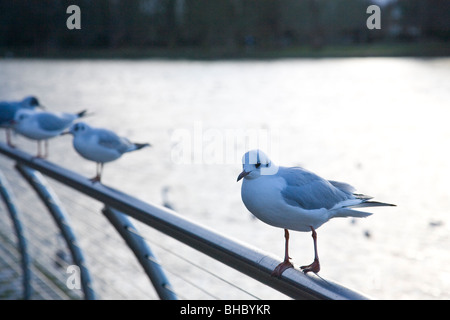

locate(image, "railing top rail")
[[0, 142, 368, 300]]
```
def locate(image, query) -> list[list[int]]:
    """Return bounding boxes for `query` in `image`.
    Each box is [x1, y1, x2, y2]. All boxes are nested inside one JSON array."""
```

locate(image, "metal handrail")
[[0, 142, 368, 300]]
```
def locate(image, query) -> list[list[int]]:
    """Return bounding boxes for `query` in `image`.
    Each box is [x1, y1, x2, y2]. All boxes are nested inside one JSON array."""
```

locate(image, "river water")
[[0, 57, 449, 299]]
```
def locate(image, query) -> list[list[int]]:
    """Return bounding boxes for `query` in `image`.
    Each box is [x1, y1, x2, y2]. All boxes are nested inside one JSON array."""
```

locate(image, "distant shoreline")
[[1, 41, 449, 60]]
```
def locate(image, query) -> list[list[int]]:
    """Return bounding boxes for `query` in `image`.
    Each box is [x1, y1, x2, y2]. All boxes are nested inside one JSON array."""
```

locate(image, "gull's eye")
[[255, 163, 261, 168]]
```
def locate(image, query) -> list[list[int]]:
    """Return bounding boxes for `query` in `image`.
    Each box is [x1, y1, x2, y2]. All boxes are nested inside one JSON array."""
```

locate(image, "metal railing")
[[0, 142, 368, 300]]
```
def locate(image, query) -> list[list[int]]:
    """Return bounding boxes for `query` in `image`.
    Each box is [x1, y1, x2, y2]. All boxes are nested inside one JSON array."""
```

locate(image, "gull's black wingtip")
[[77, 110, 88, 117], [365, 200, 397, 207], [134, 143, 151, 150]]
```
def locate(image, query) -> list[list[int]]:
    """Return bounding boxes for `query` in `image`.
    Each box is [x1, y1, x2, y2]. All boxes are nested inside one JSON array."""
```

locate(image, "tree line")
[[0, 0, 448, 53]]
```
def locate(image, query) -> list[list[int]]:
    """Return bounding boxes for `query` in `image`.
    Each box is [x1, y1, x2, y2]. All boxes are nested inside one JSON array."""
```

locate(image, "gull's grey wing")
[[37, 113, 75, 131], [279, 167, 354, 210], [328, 180, 355, 195], [97, 129, 132, 153], [328, 180, 373, 200], [0, 102, 16, 124]]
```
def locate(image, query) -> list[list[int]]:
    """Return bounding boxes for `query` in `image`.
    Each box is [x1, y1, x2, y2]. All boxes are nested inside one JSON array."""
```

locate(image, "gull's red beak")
[[237, 170, 250, 182]]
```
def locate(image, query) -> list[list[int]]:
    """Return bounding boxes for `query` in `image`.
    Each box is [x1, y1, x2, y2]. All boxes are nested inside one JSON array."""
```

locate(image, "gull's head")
[[22, 96, 43, 109], [237, 149, 277, 181], [14, 108, 34, 125], [66, 122, 91, 136]]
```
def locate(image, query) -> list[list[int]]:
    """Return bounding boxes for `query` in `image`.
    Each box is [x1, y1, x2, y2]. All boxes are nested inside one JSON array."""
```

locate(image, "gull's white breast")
[[73, 134, 121, 163], [241, 175, 330, 232], [16, 118, 54, 140]]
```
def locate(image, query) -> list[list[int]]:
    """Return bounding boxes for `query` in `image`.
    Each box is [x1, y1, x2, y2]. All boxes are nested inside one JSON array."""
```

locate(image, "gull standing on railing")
[[237, 149, 395, 277], [0, 96, 45, 147], [62, 122, 151, 182], [13, 108, 87, 158]]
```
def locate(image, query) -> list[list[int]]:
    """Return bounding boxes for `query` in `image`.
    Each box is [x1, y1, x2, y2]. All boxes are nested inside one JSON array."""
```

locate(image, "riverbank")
[[2, 41, 449, 60]]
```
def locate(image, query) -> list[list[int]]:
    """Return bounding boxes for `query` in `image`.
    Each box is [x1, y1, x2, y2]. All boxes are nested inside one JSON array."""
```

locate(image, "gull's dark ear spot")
[[30, 97, 39, 106]]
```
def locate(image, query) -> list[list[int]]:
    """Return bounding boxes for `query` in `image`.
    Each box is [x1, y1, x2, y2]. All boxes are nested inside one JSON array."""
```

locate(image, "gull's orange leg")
[[271, 229, 294, 277], [300, 226, 321, 274]]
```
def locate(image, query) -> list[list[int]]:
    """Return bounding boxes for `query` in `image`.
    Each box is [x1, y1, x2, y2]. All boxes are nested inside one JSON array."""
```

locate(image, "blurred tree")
[[182, 0, 237, 48], [0, 0, 448, 55], [398, 0, 450, 40]]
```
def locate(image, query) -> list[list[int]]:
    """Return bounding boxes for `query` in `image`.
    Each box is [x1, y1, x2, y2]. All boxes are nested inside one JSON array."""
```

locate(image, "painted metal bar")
[[0, 170, 32, 299], [15, 164, 96, 300], [102, 206, 177, 300], [0, 142, 368, 300]]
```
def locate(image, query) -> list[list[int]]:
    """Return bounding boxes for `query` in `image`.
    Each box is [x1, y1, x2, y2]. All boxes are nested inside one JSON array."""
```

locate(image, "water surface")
[[0, 57, 449, 299]]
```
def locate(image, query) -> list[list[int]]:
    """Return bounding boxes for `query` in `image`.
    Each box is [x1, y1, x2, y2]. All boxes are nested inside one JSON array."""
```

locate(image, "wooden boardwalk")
[[0, 233, 76, 300]]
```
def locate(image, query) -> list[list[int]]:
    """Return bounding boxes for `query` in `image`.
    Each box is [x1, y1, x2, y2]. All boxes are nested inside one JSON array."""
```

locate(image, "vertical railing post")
[[0, 171, 32, 299], [15, 164, 96, 300]]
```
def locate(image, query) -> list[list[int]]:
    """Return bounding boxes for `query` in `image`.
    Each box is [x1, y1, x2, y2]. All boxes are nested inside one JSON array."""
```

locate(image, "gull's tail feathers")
[[332, 200, 396, 218], [332, 208, 373, 218]]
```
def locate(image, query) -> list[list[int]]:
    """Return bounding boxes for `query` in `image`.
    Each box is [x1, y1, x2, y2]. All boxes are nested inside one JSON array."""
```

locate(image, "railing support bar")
[[15, 164, 96, 300], [102, 206, 177, 300], [0, 170, 32, 299]]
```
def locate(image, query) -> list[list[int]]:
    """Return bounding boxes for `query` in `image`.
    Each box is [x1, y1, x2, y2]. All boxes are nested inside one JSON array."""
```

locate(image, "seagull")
[[0, 96, 44, 147], [161, 186, 176, 210], [237, 149, 395, 277], [63, 122, 151, 182], [13, 108, 87, 158]]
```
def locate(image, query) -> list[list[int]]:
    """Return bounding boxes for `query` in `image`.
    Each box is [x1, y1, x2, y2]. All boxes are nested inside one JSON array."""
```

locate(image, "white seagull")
[[0, 96, 44, 147], [13, 109, 87, 158], [237, 149, 395, 277], [63, 122, 151, 182]]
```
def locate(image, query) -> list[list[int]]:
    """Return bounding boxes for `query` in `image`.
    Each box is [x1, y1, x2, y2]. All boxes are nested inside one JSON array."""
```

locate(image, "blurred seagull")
[[0, 96, 44, 147], [63, 122, 151, 182], [237, 149, 395, 277], [161, 186, 175, 211], [14, 109, 87, 158]]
